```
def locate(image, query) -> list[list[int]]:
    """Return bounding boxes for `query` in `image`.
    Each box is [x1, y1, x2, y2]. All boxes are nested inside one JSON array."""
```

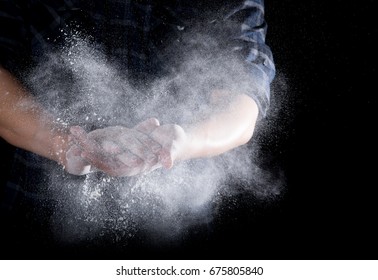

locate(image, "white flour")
[[27, 32, 286, 244]]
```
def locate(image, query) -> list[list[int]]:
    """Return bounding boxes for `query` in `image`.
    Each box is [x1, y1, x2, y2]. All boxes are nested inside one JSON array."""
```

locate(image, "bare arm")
[[0, 67, 68, 164], [149, 91, 259, 168], [184, 91, 258, 159], [0, 67, 164, 176]]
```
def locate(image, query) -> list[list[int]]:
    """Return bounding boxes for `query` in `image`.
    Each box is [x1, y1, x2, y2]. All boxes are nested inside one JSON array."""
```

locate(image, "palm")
[[149, 124, 188, 169]]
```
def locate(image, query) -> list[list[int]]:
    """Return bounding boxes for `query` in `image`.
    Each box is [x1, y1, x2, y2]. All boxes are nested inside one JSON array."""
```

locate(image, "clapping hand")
[[67, 118, 163, 176], [66, 118, 190, 177]]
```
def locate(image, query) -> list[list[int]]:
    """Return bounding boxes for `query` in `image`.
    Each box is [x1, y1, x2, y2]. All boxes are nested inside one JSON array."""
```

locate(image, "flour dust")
[[26, 33, 285, 245]]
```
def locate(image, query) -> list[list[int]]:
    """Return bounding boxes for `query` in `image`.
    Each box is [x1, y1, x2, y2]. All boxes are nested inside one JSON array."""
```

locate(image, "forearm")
[[0, 67, 68, 164], [182, 91, 258, 160]]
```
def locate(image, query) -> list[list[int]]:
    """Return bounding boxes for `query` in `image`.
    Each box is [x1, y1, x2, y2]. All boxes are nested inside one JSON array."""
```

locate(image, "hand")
[[64, 141, 92, 175], [149, 124, 189, 169], [70, 118, 163, 177], [52, 132, 91, 176]]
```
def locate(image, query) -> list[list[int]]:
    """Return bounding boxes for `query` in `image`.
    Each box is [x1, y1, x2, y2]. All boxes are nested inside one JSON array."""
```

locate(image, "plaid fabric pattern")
[[0, 0, 275, 213]]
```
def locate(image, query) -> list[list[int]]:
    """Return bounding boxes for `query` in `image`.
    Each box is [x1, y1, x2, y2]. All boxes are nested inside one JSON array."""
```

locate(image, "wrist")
[[180, 125, 209, 161], [50, 128, 70, 166]]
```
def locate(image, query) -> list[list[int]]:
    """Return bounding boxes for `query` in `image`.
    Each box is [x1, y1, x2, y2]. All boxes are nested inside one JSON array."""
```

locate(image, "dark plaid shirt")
[[0, 0, 275, 213]]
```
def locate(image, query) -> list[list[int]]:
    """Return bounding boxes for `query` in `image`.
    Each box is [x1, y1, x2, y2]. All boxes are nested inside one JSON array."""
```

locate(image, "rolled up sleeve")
[[225, 0, 275, 116]]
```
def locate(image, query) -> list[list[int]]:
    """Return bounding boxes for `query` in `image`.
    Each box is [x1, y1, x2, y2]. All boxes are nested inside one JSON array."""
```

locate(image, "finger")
[[134, 120, 163, 154], [120, 135, 158, 165], [102, 140, 122, 154], [135, 131, 162, 154], [70, 126, 130, 172], [67, 144, 82, 156], [65, 145, 92, 175], [117, 151, 143, 167], [144, 162, 163, 174], [70, 126, 113, 163], [134, 118, 160, 134], [81, 150, 131, 176], [159, 149, 173, 169], [117, 151, 159, 176], [70, 126, 102, 154]]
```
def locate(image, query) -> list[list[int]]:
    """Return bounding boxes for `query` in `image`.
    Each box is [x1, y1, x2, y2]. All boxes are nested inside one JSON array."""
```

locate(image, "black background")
[[0, 0, 376, 259]]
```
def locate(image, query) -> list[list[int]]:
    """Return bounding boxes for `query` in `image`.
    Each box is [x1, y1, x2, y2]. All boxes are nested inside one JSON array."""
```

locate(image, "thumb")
[[134, 118, 160, 134], [69, 126, 95, 152], [159, 149, 174, 169]]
